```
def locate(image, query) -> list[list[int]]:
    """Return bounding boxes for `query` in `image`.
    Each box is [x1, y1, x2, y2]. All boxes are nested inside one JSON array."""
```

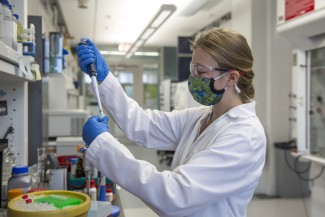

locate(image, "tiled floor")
[[118, 141, 310, 217]]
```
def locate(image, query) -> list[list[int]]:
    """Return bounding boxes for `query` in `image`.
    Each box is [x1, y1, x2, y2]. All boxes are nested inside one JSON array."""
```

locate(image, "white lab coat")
[[86, 73, 267, 217]]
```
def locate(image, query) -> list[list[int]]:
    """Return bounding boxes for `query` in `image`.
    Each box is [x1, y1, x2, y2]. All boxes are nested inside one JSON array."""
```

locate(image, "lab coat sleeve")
[[95, 73, 197, 150], [86, 126, 264, 217]]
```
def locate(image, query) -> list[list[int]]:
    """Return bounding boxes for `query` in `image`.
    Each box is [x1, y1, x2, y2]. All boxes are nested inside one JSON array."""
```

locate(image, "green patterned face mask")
[[188, 74, 227, 106]]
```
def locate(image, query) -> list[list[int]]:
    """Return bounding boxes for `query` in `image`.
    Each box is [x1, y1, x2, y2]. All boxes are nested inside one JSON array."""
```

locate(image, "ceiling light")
[[150, 10, 174, 28], [100, 50, 159, 57], [125, 4, 176, 59], [134, 40, 145, 48], [134, 51, 159, 57], [140, 28, 155, 40]]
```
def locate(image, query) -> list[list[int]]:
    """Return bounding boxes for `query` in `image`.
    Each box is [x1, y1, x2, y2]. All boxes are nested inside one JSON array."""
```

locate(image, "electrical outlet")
[[0, 100, 8, 116]]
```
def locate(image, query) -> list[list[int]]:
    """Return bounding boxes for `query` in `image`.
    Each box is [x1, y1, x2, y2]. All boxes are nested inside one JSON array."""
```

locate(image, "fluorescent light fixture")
[[134, 51, 159, 57], [150, 10, 173, 28], [125, 52, 133, 59], [141, 28, 155, 40], [100, 50, 159, 57], [101, 50, 126, 56], [134, 40, 145, 48], [125, 4, 176, 59]]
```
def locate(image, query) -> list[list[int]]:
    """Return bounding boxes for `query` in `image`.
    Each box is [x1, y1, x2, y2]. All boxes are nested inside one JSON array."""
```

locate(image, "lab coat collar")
[[226, 101, 256, 119]]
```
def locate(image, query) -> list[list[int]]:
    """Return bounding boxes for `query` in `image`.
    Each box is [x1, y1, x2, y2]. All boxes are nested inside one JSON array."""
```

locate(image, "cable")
[[293, 152, 311, 174], [284, 149, 298, 172], [282, 146, 324, 182], [293, 155, 325, 182], [3, 126, 14, 139]]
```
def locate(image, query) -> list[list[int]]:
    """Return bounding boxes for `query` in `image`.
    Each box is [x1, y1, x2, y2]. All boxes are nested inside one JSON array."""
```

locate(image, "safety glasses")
[[189, 62, 229, 80]]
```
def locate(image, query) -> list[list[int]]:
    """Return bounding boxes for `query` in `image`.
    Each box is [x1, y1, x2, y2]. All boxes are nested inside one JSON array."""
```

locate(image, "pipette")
[[79, 38, 105, 198], [79, 38, 105, 118]]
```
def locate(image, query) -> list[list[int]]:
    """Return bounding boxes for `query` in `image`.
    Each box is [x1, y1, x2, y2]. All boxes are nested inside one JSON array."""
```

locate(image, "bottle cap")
[[90, 179, 96, 188], [1, 0, 9, 6], [84, 179, 96, 188], [7, 188, 23, 200], [71, 158, 78, 164], [12, 165, 28, 175], [106, 188, 112, 193], [13, 13, 18, 20]]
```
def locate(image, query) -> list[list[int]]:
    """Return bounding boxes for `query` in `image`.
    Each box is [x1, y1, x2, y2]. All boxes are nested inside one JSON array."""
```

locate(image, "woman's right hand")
[[76, 38, 109, 81]]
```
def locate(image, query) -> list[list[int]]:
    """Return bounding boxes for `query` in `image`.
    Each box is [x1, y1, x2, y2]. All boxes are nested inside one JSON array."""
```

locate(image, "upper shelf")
[[0, 41, 35, 82]]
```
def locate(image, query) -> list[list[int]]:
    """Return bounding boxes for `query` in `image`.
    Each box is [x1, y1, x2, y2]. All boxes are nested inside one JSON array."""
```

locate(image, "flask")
[[7, 165, 32, 195], [70, 158, 78, 177]]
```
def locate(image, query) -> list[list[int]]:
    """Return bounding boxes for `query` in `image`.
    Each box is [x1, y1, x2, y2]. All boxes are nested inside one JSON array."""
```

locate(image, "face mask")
[[188, 75, 227, 106]]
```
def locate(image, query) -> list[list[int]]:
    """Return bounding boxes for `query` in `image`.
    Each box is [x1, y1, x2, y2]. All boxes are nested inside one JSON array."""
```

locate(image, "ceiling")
[[58, 0, 231, 48]]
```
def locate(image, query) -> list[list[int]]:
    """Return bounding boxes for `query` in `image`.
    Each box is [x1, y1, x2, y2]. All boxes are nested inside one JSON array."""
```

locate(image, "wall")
[[27, 0, 58, 33], [262, 0, 293, 196]]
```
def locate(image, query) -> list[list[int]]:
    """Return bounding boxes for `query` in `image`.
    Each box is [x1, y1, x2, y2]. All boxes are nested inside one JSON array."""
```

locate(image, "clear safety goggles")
[[189, 62, 229, 80]]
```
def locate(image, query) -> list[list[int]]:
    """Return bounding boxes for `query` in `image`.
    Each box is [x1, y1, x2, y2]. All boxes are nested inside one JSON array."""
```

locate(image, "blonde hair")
[[190, 27, 255, 103]]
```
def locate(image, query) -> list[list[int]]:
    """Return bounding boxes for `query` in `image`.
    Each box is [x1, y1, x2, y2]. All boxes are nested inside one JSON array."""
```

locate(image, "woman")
[[77, 27, 266, 217]]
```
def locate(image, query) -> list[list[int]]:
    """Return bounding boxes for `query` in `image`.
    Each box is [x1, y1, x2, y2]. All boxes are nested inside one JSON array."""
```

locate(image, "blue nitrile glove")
[[76, 39, 109, 81], [82, 116, 109, 146]]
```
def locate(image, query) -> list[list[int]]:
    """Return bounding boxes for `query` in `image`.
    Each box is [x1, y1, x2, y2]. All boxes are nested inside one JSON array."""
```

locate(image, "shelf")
[[0, 41, 35, 82], [276, 7, 325, 48]]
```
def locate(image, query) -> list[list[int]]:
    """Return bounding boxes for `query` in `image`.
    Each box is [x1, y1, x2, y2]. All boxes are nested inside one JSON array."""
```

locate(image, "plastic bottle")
[[70, 158, 78, 177], [2, 151, 15, 199], [7, 165, 32, 195], [2, 0, 13, 48], [105, 188, 113, 202]]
